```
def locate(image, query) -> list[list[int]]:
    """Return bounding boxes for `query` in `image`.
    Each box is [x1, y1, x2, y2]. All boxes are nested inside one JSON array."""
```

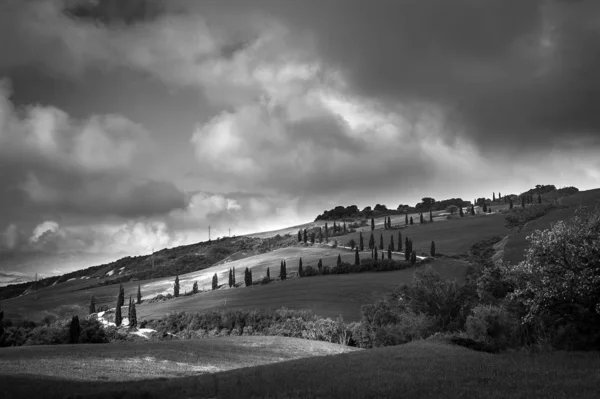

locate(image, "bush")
[[465, 304, 518, 351], [476, 265, 513, 304], [302, 266, 319, 277], [79, 317, 108, 343], [25, 324, 69, 346]]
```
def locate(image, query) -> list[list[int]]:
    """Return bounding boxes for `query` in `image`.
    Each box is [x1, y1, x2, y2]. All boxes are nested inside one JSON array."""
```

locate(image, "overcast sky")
[[1, 0, 599, 279]]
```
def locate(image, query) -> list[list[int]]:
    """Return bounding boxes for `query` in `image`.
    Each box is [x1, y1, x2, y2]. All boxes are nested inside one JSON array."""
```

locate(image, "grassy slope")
[[138, 258, 471, 322], [2, 211, 505, 322], [332, 212, 508, 255], [503, 188, 600, 264], [2, 340, 599, 399], [0, 336, 358, 383]]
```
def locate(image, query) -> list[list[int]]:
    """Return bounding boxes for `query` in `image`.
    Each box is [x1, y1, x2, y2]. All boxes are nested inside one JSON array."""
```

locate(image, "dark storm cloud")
[[247, 0, 600, 152]]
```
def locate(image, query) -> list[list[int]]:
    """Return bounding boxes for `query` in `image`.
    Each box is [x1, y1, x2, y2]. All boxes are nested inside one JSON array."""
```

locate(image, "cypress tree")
[[420, 213, 424, 224], [369, 232, 375, 249], [283, 260, 287, 280], [371, 217, 375, 231], [248, 268, 253, 286], [488, 207, 492, 213], [343, 223, 347, 233], [359, 232, 364, 251], [379, 233, 384, 250], [430, 241, 436, 257], [212, 273, 218, 290], [232, 267, 236, 285], [384, 217, 387, 230], [298, 258, 303, 277], [303, 229, 307, 243], [89, 295, 96, 314], [118, 284, 124, 308], [129, 299, 137, 329], [310, 232, 315, 244], [405, 213, 408, 224], [509, 198, 513, 209], [325, 223, 329, 242], [499, 192, 502, 201], [298, 230, 302, 242], [318, 259, 323, 274], [398, 232, 403, 252], [483, 203, 488, 212], [404, 237, 409, 260], [267, 267, 270, 280], [521, 196, 525, 208], [390, 234, 395, 252], [429, 209, 433, 222], [493, 192, 496, 202], [374, 247, 378, 260], [459, 206, 464, 217], [115, 301, 122, 327], [355, 247, 360, 265], [411, 251, 417, 266], [229, 268, 233, 287], [280, 261, 284, 280], [137, 285, 142, 305], [388, 216, 392, 228], [471, 205, 475, 215], [538, 193, 542, 204], [0, 303, 4, 342], [319, 228, 323, 243], [410, 216, 414, 225], [69, 315, 80, 344], [174, 275, 180, 298], [387, 245, 392, 260], [371, 248, 374, 258], [333, 221, 337, 232], [127, 296, 132, 325], [192, 281, 198, 294], [337, 254, 342, 265]]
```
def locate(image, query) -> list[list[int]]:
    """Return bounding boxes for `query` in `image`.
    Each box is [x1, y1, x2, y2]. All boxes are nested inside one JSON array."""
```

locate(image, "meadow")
[[2, 339, 599, 399]]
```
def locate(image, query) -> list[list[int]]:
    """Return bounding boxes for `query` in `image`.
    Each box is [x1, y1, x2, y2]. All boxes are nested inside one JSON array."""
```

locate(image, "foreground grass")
[[0, 336, 358, 382], [1, 340, 599, 398]]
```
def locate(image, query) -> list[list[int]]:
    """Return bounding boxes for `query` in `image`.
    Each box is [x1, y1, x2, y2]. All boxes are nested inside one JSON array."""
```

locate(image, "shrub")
[[476, 265, 513, 304], [465, 304, 518, 351], [79, 317, 108, 343], [302, 266, 319, 277]]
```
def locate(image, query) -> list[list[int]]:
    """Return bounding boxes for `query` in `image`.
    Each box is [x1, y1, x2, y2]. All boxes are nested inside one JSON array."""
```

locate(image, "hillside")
[[2, 339, 599, 399]]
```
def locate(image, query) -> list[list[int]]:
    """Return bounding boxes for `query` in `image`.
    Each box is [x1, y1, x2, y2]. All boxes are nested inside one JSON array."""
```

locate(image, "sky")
[[1, 0, 599, 280]]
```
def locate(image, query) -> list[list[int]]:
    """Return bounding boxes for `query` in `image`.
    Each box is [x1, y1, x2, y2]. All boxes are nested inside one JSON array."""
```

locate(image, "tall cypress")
[[359, 232, 364, 251], [420, 213, 424, 224], [509, 198, 513, 209], [390, 234, 395, 252], [374, 247, 378, 261], [405, 213, 408, 224], [267, 267, 270, 280], [410, 216, 414, 225], [388, 216, 392, 228], [325, 223, 329, 242], [192, 281, 198, 294], [129, 299, 137, 329], [459, 206, 464, 217], [538, 193, 542, 204], [229, 268, 233, 287], [318, 259, 323, 274], [343, 223, 347, 233], [310, 232, 315, 244], [319, 227, 323, 243], [297, 230, 302, 242], [89, 295, 96, 314], [115, 300, 122, 327], [493, 192, 496, 202], [355, 247, 360, 265], [398, 232, 403, 252], [411, 251, 417, 266], [118, 284, 124, 308], [137, 285, 142, 304], [430, 241, 436, 257], [429, 209, 433, 222], [337, 254, 342, 265], [232, 267, 236, 285], [174, 275, 180, 298], [212, 273, 218, 290], [379, 233, 384, 250], [387, 245, 392, 260], [303, 229, 307, 243], [369, 232, 375, 249], [298, 258, 303, 277], [483, 203, 488, 212], [371, 217, 375, 231], [471, 205, 475, 215], [69, 315, 81, 344]]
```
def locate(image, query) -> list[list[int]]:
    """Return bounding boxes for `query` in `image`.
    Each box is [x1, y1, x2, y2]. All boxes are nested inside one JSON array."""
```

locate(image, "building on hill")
[[462, 206, 483, 215]]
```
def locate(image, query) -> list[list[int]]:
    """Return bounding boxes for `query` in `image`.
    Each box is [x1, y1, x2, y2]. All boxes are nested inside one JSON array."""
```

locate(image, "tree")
[[459, 206, 464, 217], [411, 251, 417, 266], [137, 285, 142, 305], [325, 223, 329, 242], [369, 232, 375, 250], [388, 245, 392, 260], [538, 192, 542, 204], [509, 208, 600, 349], [493, 192, 496, 202], [405, 213, 409, 224], [410, 216, 414, 225], [337, 254, 342, 265], [446, 205, 459, 215], [69, 315, 81, 344], [390, 234, 395, 252], [303, 229, 307, 243], [129, 298, 137, 329], [359, 232, 364, 251], [281, 260, 287, 280], [374, 247, 378, 261], [89, 295, 96, 314], [421, 197, 435, 210], [115, 301, 122, 327], [192, 281, 198, 294], [318, 259, 323, 274], [488, 207, 492, 213], [429, 209, 433, 222], [267, 267, 270, 280], [509, 198, 514, 209], [388, 216, 392, 229], [379, 233, 384, 250], [297, 230, 302, 242], [174, 275, 180, 298], [333, 221, 337, 232], [405, 237, 410, 260], [232, 267, 236, 285], [420, 213, 424, 224], [298, 258, 303, 277], [319, 228, 323, 243], [118, 284, 125, 308], [483, 202, 488, 212], [430, 241, 436, 257], [343, 223, 347, 233], [229, 268, 233, 287], [398, 232, 403, 252], [212, 273, 218, 290], [470, 205, 475, 215], [248, 268, 253, 286], [349, 238, 356, 249], [355, 247, 360, 265], [310, 232, 315, 244], [521, 195, 525, 208], [371, 217, 375, 231]]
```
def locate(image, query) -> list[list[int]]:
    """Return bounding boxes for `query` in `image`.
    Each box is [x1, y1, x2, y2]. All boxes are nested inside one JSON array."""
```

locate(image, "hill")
[[2, 339, 599, 399], [503, 188, 600, 264]]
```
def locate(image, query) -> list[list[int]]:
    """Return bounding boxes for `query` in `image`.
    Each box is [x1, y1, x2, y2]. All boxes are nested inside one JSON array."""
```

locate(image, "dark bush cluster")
[[504, 202, 563, 230]]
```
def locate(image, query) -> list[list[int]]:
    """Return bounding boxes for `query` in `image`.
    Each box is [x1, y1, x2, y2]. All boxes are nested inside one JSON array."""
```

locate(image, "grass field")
[[503, 189, 600, 264], [0, 336, 358, 383], [333, 212, 509, 255], [2, 339, 599, 399]]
